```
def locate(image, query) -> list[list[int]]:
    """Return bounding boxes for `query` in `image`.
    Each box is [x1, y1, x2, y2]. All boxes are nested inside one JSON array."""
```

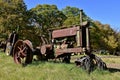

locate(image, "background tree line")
[[0, 0, 120, 54]]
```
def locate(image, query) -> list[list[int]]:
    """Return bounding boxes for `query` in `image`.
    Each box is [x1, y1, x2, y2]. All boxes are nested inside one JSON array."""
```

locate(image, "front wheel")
[[13, 40, 33, 64]]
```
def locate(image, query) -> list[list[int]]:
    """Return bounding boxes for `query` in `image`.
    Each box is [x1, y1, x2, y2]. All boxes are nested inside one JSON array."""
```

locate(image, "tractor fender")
[[23, 40, 34, 51]]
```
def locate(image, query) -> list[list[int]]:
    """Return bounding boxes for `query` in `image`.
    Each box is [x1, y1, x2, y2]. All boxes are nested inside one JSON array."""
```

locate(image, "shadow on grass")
[[108, 68, 120, 73]]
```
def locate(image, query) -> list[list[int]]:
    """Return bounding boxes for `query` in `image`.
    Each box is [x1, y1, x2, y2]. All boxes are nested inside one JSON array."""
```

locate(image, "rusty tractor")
[[12, 22, 90, 64], [7, 10, 107, 72]]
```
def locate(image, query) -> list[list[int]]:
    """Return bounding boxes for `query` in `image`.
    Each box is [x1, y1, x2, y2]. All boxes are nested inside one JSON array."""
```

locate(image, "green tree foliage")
[[62, 6, 89, 26], [114, 31, 120, 53], [91, 21, 118, 54], [0, 0, 28, 29], [90, 21, 103, 50], [30, 4, 67, 36], [0, 0, 30, 40]]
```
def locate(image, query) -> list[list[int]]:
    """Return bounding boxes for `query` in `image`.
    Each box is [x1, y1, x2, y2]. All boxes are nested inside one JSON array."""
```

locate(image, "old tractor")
[[12, 21, 90, 64], [8, 10, 106, 72]]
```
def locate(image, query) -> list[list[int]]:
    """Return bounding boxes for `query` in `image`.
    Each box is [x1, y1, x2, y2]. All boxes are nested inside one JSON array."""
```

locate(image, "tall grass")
[[0, 53, 120, 80]]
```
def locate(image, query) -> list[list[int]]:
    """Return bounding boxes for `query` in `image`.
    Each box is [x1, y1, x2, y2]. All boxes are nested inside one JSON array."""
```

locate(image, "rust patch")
[[52, 27, 79, 38]]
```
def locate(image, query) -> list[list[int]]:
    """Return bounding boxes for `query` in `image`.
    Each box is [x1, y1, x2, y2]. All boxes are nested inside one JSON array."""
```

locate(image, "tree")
[[0, 0, 28, 39], [62, 6, 89, 26], [103, 35, 118, 54], [30, 4, 67, 36], [90, 21, 103, 50], [91, 21, 118, 54]]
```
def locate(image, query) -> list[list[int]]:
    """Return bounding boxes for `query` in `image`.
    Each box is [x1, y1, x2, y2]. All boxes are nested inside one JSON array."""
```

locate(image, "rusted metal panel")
[[40, 44, 52, 54], [55, 47, 82, 55], [23, 40, 34, 51], [52, 27, 80, 38]]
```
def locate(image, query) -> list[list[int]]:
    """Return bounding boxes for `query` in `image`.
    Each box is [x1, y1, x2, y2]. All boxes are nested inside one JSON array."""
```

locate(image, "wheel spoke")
[[14, 52, 21, 64], [17, 45, 27, 57]]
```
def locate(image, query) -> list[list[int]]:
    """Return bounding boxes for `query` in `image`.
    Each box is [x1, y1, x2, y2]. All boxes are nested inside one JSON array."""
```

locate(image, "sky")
[[24, 0, 120, 30]]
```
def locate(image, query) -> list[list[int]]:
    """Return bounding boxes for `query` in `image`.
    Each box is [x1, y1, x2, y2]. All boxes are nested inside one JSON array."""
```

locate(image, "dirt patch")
[[107, 63, 120, 69]]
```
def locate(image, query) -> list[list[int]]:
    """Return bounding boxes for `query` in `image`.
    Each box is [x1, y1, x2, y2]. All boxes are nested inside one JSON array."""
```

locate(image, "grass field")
[[0, 52, 120, 80]]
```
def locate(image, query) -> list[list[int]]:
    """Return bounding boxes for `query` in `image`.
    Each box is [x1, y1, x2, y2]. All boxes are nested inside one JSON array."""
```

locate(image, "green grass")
[[0, 52, 120, 80]]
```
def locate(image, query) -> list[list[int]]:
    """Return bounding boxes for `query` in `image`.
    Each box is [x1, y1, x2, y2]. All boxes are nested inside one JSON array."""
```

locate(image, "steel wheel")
[[13, 40, 33, 64]]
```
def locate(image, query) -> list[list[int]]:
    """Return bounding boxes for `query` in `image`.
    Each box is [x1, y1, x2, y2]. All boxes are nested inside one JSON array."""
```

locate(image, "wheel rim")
[[13, 40, 27, 64]]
